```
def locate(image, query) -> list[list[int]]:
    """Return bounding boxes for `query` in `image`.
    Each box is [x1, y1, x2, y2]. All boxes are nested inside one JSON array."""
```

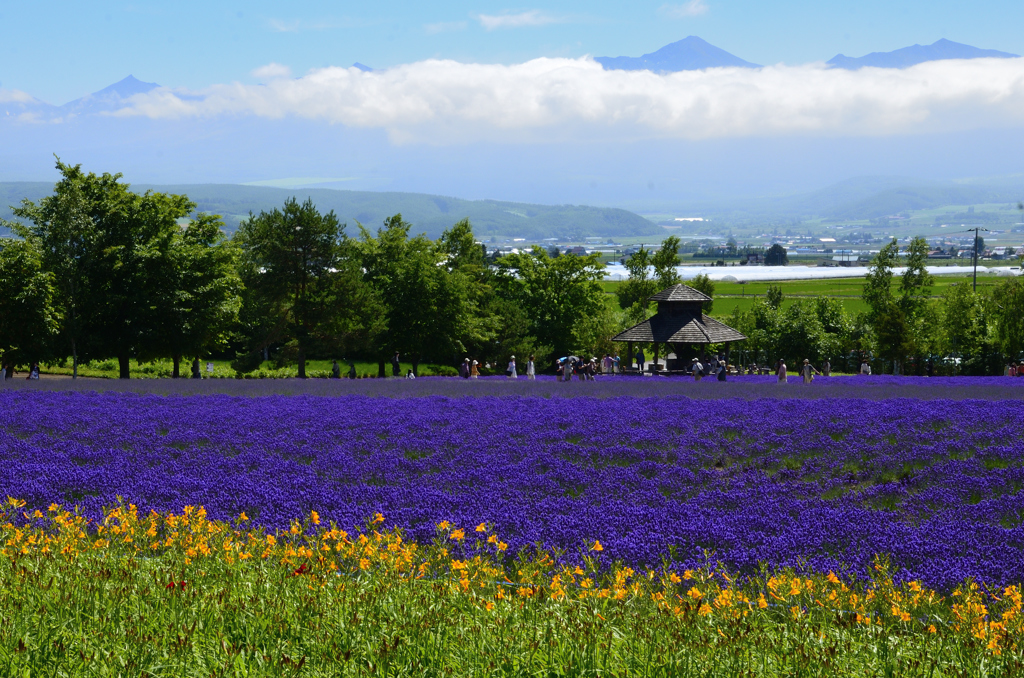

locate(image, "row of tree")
[[0, 162, 617, 378], [2, 162, 1022, 378]]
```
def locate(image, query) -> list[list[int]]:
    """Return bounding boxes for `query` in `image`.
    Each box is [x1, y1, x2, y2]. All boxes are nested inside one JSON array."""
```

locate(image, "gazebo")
[[612, 284, 747, 374]]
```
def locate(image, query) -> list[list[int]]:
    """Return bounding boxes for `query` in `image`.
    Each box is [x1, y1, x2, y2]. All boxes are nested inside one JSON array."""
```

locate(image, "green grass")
[[2, 504, 1021, 677], [39, 359, 456, 380]]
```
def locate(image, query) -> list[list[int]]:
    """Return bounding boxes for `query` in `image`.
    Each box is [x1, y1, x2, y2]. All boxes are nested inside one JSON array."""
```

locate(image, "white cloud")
[[660, 0, 709, 18], [113, 57, 1024, 144], [0, 88, 37, 104], [477, 10, 559, 30], [268, 18, 301, 33], [251, 63, 292, 80], [425, 20, 468, 34]]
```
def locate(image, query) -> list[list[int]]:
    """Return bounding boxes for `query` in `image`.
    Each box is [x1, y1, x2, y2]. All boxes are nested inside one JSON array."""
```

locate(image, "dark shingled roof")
[[648, 284, 711, 302], [612, 311, 746, 344], [612, 283, 746, 344]]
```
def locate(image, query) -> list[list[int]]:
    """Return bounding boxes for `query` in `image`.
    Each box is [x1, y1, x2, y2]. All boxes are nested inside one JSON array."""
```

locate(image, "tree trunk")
[[71, 339, 78, 380], [297, 348, 307, 379], [377, 359, 386, 379], [411, 357, 419, 377], [172, 354, 181, 379], [118, 353, 131, 380]]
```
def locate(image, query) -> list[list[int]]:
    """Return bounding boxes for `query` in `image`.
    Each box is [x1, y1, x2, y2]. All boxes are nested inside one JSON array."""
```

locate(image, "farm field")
[[2, 379, 1023, 675]]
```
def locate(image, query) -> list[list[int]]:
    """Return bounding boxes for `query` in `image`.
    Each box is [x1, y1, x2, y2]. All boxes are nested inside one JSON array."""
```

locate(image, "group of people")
[[457, 355, 538, 379], [0, 363, 40, 381], [770, 358, 829, 384], [1006, 363, 1024, 377]]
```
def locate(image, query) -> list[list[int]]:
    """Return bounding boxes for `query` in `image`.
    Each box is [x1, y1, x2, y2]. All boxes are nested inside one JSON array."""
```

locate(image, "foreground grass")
[[38, 359, 456, 380], [1, 503, 1021, 676]]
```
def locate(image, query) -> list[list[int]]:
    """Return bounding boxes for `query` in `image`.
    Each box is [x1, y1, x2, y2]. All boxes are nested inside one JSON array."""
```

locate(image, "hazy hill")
[[596, 36, 760, 72], [0, 183, 663, 240], [828, 39, 1018, 70]]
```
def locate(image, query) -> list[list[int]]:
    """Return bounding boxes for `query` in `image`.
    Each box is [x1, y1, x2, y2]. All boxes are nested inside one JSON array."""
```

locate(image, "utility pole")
[[970, 226, 989, 292]]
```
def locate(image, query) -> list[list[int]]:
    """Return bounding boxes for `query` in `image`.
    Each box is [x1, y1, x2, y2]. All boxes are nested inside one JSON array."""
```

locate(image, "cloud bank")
[[113, 56, 1024, 143], [660, 0, 710, 18]]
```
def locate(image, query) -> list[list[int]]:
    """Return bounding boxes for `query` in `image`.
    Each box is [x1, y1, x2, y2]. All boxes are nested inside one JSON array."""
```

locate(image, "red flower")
[[293, 563, 309, 576], [166, 581, 176, 590]]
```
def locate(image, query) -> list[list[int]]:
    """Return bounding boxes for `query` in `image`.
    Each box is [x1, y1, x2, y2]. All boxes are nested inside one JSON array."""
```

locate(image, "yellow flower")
[[669, 572, 682, 584], [310, 511, 320, 526], [591, 540, 603, 552], [497, 541, 508, 552], [359, 558, 370, 570], [450, 529, 465, 541], [47, 503, 60, 512], [758, 593, 768, 609], [928, 624, 937, 634], [372, 512, 385, 524], [687, 587, 703, 601], [238, 512, 248, 522], [438, 520, 450, 530], [827, 572, 840, 585], [475, 522, 487, 533]]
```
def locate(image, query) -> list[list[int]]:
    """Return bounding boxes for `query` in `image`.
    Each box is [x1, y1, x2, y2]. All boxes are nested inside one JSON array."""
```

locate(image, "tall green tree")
[[765, 244, 788, 266], [689, 273, 715, 314], [651, 236, 682, 289], [356, 215, 474, 375], [144, 214, 242, 378], [493, 247, 606, 359], [234, 198, 350, 378], [993, 277, 1024, 360], [10, 161, 194, 378], [616, 246, 657, 325], [0, 239, 59, 367], [940, 282, 988, 358]]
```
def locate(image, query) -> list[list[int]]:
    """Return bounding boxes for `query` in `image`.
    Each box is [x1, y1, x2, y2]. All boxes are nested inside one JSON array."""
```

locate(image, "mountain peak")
[[827, 39, 1018, 70], [92, 75, 161, 99], [352, 63, 373, 72], [596, 36, 760, 73]]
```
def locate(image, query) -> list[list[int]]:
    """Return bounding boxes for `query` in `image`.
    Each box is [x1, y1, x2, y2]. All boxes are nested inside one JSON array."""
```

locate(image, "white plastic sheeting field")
[[601, 264, 1023, 282]]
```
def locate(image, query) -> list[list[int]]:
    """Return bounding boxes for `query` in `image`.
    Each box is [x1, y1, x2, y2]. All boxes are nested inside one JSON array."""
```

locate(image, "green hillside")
[[0, 182, 663, 240]]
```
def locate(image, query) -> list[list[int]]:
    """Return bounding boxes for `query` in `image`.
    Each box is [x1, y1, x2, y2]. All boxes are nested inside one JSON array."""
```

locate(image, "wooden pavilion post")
[[627, 342, 634, 374], [653, 343, 660, 375]]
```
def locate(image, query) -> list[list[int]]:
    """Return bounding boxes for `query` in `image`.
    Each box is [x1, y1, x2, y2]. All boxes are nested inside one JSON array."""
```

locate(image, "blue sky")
[[4, 0, 1024, 104]]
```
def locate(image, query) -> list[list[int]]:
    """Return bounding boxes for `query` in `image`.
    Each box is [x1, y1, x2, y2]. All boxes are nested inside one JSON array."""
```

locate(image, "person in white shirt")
[[692, 358, 703, 382], [800, 359, 819, 384], [860, 360, 871, 376], [526, 355, 535, 380], [507, 356, 517, 379], [777, 360, 788, 383]]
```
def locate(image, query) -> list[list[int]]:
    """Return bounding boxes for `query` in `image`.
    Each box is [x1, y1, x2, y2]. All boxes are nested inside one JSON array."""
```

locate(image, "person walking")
[[470, 360, 480, 378], [777, 359, 788, 384], [800, 359, 819, 384], [526, 354, 536, 380], [821, 358, 831, 377], [860, 359, 871, 376], [331, 360, 341, 379], [507, 355, 518, 379], [717, 360, 727, 382], [391, 352, 401, 378], [613, 354, 621, 374], [692, 357, 703, 382], [191, 358, 202, 379], [636, 348, 646, 374], [348, 361, 357, 379]]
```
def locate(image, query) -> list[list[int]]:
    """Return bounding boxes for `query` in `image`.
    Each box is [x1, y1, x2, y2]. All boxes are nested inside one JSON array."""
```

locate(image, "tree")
[[940, 282, 987, 360], [897, 236, 934, 356], [11, 162, 195, 378], [493, 247, 606, 359], [765, 285, 784, 310], [235, 198, 348, 378], [993, 277, 1024, 359], [6, 165, 91, 377], [651, 236, 682, 289], [145, 214, 241, 378], [765, 244, 788, 266], [689, 273, 715, 314], [0, 239, 59, 367], [356, 215, 474, 375]]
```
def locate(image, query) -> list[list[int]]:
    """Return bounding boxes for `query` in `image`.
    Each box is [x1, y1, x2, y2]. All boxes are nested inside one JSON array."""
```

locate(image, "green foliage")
[[0, 239, 59, 364], [940, 283, 988, 355], [616, 246, 656, 311], [651, 235, 682, 289], [764, 284, 783, 310], [689, 273, 715, 314], [993, 277, 1024, 358], [765, 243, 788, 266], [494, 247, 607, 359]]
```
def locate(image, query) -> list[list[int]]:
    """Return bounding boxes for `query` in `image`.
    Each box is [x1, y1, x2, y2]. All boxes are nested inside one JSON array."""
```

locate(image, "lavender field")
[[2, 382, 1023, 590]]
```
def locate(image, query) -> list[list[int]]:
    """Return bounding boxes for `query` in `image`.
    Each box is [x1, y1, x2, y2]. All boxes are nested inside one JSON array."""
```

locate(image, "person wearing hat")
[[526, 354, 536, 380], [777, 359, 788, 383], [717, 360, 727, 382], [800, 359, 820, 384], [470, 360, 480, 378], [692, 357, 703, 382], [507, 355, 518, 379]]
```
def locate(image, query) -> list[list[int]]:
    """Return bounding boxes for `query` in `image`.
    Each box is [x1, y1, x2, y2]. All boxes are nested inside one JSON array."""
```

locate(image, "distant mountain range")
[[595, 36, 1018, 73], [0, 182, 664, 241], [827, 38, 1018, 70], [595, 36, 759, 72]]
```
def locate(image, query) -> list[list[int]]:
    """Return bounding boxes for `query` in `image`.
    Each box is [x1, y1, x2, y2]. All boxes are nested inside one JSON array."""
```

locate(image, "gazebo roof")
[[612, 312, 746, 344], [612, 283, 746, 345], [648, 284, 711, 303]]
